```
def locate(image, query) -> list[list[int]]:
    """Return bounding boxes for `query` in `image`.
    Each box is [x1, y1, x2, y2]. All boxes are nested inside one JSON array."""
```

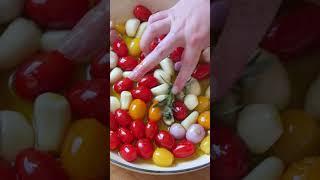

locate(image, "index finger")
[[129, 33, 180, 81]]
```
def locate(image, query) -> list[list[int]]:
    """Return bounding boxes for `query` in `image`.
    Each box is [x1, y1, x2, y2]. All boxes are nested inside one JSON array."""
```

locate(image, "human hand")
[[129, 0, 210, 94]]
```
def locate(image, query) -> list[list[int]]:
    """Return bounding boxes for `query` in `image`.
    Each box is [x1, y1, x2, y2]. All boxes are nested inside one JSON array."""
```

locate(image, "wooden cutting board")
[[110, 164, 210, 180]]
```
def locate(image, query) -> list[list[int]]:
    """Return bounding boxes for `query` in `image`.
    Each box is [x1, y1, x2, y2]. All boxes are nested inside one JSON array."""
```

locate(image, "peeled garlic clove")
[[110, 96, 120, 113], [205, 86, 210, 98], [135, 22, 147, 38], [33, 93, 71, 152], [151, 83, 170, 96], [160, 58, 174, 77], [184, 94, 199, 110], [243, 156, 284, 180], [238, 104, 283, 154], [110, 67, 123, 84], [110, 51, 118, 69], [125, 18, 140, 37], [186, 78, 201, 96], [41, 30, 70, 51], [154, 95, 168, 102], [176, 91, 185, 101], [120, 91, 132, 110], [163, 115, 174, 126], [154, 69, 171, 84], [181, 111, 199, 130], [122, 71, 132, 78], [0, 111, 34, 161]]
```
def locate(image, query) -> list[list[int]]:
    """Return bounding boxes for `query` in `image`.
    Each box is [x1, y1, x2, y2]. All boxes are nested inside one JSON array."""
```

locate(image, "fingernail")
[[171, 86, 178, 94]]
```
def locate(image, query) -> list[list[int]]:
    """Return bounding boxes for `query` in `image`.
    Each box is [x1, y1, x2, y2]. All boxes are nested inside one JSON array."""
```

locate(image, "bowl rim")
[[110, 157, 210, 175]]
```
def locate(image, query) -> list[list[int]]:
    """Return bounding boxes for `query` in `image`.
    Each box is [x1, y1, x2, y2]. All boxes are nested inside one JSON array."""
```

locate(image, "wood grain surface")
[[110, 164, 210, 180]]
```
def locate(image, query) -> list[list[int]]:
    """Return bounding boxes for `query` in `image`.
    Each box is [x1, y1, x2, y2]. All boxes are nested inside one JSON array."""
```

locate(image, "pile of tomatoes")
[[0, 0, 107, 179], [213, 1, 320, 180], [110, 5, 210, 167]]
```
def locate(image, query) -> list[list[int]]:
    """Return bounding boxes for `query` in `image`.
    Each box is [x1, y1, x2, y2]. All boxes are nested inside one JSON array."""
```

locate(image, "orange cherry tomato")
[[129, 99, 147, 120], [197, 111, 210, 130], [148, 101, 162, 122], [195, 96, 210, 113], [61, 119, 107, 179]]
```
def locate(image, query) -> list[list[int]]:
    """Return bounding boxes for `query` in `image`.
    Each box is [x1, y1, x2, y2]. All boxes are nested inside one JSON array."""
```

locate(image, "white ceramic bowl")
[[110, 0, 210, 175]]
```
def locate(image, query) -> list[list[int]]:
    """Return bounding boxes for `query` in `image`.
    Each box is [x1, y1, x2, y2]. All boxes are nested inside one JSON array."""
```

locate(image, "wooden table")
[[110, 164, 210, 180]]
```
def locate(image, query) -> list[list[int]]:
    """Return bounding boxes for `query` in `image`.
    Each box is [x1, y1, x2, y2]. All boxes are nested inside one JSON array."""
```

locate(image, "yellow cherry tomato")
[[148, 101, 162, 122], [195, 96, 210, 113], [153, 148, 174, 167], [128, 38, 141, 57], [200, 136, 210, 154], [197, 111, 210, 130], [272, 110, 320, 164], [129, 99, 147, 120], [123, 36, 133, 47], [115, 23, 125, 34], [282, 157, 320, 180], [61, 119, 107, 179]]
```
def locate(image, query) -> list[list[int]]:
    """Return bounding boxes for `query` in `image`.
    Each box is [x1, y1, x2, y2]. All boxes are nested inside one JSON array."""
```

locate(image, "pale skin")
[[60, 0, 285, 101]]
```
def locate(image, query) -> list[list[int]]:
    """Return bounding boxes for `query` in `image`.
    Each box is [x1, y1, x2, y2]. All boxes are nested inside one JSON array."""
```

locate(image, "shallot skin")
[[186, 124, 205, 144]]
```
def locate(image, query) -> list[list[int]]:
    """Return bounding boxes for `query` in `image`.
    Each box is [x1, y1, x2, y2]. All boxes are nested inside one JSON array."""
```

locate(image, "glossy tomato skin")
[[14, 51, 74, 101], [90, 53, 108, 79], [155, 131, 175, 150], [172, 101, 188, 121], [172, 140, 196, 158], [67, 79, 107, 124], [170, 47, 184, 63], [25, 0, 89, 29], [110, 112, 118, 131], [16, 148, 69, 180], [110, 130, 121, 150], [130, 120, 145, 139], [136, 138, 154, 159], [113, 39, 128, 57], [149, 34, 166, 52], [118, 56, 138, 71], [119, 144, 138, 162], [145, 121, 159, 140], [118, 127, 134, 144], [114, 109, 132, 127], [113, 78, 134, 93], [133, 5, 152, 22], [192, 63, 210, 80], [131, 86, 153, 103], [137, 75, 159, 89], [212, 126, 250, 179], [0, 159, 16, 180]]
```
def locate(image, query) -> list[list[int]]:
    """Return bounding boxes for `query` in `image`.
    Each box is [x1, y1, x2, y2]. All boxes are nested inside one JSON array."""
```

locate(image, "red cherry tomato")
[[131, 86, 153, 102], [112, 39, 128, 57], [192, 63, 210, 80], [110, 112, 118, 131], [172, 101, 188, 121], [14, 51, 74, 101], [130, 120, 145, 139], [67, 79, 107, 124], [16, 148, 68, 180], [118, 127, 134, 144], [155, 130, 175, 150], [139, 53, 145, 61], [136, 138, 154, 159], [145, 121, 159, 140], [137, 75, 159, 89], [212, 126, 250, 179], [119, 144, 138, 162], [149, 34, 166, 52], [113, 78, 134, 94], [172, 140, 196, 158], [133, 5, 152, 22], [110, 130, 121, 150], [170, 47, 184, 62], [0, 159, 16, 180], [118, 56, 139, 71], [90, 54, 107, 79], [114, 109, 132, 127], [24, 0, 89, 29]]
